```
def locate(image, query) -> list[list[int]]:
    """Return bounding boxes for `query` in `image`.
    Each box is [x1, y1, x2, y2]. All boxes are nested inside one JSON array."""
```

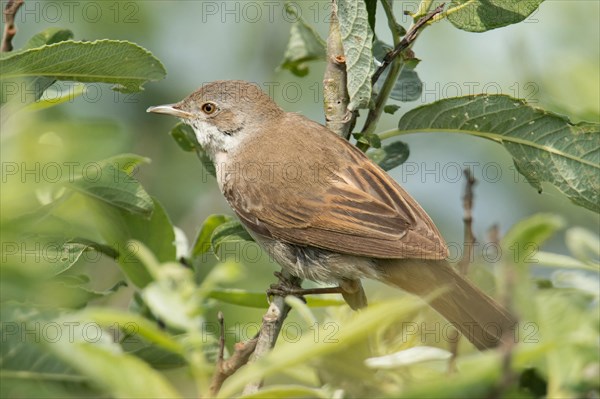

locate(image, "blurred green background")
[[4, 0, 599, 332], [2, 1, 599, 397]]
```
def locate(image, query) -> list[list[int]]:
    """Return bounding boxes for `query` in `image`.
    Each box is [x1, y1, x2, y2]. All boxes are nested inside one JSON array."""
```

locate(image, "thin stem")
[[458, 169, 476, 276], [361, 4, 445, 144], [362, 60, 403, 138], [241, 270, 298, 394], [1, 0, 24, 52], [429, 1, 470, 24], [414, 0, 435, 20], [381, 0, 402, 45]]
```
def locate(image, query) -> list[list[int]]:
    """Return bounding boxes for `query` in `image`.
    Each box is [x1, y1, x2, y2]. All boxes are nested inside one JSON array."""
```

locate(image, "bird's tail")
[[378, 259, 517, 350]]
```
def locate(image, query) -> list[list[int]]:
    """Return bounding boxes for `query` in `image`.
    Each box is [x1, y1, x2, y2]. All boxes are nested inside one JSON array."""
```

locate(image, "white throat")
[[188, 120, 237, 160]]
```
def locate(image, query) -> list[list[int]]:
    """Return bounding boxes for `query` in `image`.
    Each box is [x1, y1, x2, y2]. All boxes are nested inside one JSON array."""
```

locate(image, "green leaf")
[[55, 279, 128, 308], [208, 288, 268, 308], [1, 40, 166, 93], [501, 213, 565, 262], [219, 297, 425, 398], [169, 122, 198, 152], [208, 288, 345, 308], [49, 340, 181, 398], [69, 164, 154, 217], [534, 252, 599, 272], [338, 0, 375, 110], [190, 214, 233, 261], [51, 242, 91, 275], [390, 66, 422, 102], [365, 0, 377, 33], [365, 346, 452, 368], [25, 83, 86, 111], [68, 237, 120, 259], [92, 198, 176, 288], [397, 95, 600, 212], [0, 304, 94, 399], [446, 0, 545, 32], [240, 385, 329, 399], [368, 141, 410, 171], [169, 123, 216, 177], [210, 220, 254, 260], [22, 28, 74, 50], [384, 104, 400, 114], [98, 153, 151, 175], [3, 29, 74, 106], [374, 40, 422, 102], [280, 4, 326, 77], [84, 308, 185, 355], [354, 132, 381, 149], [127, 344, 186, 369], [565, 227, 600, 265]]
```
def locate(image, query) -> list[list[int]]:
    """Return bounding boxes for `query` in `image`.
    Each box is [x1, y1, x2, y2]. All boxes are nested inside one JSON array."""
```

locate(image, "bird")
[[148, 80, 516, 349]]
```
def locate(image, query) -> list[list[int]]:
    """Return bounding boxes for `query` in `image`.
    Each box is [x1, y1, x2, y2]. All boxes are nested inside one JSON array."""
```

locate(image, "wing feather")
[[224, 120, 448, 260]]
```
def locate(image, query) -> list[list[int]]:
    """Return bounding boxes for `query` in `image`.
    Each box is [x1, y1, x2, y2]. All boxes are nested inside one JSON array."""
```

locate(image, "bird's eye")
[[201, 102, 217, 114]]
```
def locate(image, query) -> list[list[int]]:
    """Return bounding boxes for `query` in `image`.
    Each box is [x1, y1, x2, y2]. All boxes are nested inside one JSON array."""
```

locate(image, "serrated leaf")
[[1, 40, 166, 93], [447, 0, 545, 32], [398, 95, 600, 212], [3, 29, 74, 106], [368, 141, 410, 171], [210, 220, 254, 260], [338, 0, 375, 110], [69, 164, 153, 217], [280, 4, 326, 77]]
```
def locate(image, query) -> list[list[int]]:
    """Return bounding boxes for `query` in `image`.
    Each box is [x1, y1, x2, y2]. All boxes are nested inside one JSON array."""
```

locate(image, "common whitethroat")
[[148, 80, 516, 349]]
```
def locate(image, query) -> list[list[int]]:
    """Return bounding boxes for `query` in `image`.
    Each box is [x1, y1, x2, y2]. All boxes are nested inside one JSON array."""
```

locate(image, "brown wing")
[[225, 119, 448, 260]]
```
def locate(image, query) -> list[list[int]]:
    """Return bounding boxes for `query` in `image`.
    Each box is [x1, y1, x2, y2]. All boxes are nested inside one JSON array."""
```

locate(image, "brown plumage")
[[148, 80, 517, 349]]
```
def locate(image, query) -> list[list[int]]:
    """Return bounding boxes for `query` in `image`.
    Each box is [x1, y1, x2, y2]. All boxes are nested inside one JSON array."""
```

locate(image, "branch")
[[323, 0, 355, 139], [360, 4, 445, 144], [458, 169, 476, 275], [209, 312, 259, 396], [371, 3, 445, 86], [487, 224, 519, 398], [447, 168, 477, 371], [1, 0, 24, 52], [241, 270, 299, 395]]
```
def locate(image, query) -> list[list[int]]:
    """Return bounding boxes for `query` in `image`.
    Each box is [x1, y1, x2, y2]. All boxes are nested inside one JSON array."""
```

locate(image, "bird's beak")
[[146, 104, 193, 119]]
